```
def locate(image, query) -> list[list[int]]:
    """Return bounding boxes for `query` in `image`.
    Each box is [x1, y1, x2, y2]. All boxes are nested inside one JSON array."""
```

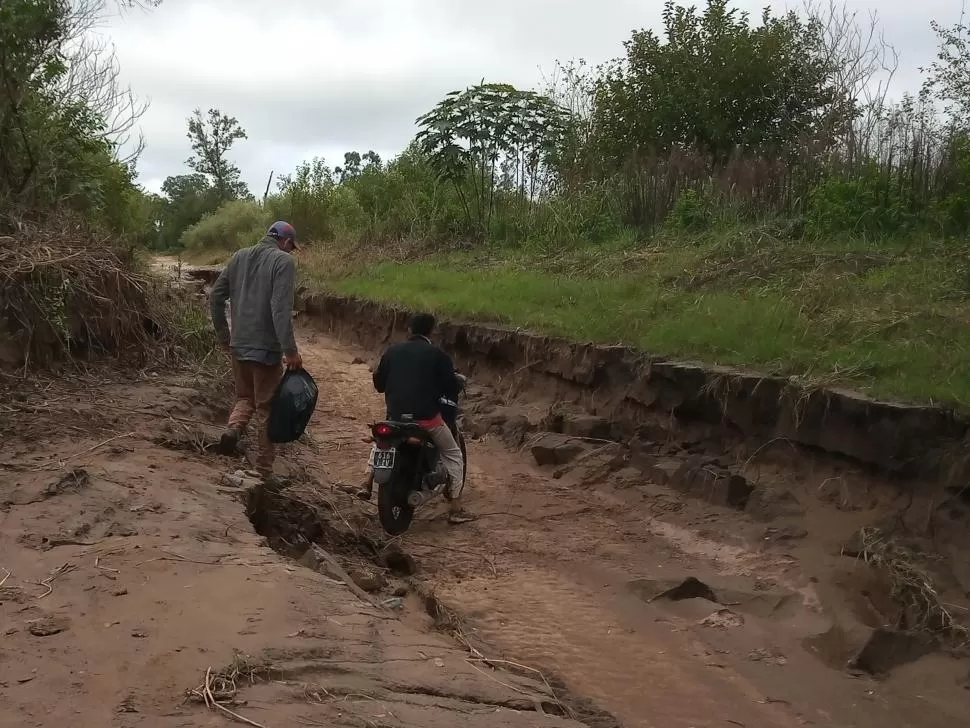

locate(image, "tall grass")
[[302, 231, 970, 407]]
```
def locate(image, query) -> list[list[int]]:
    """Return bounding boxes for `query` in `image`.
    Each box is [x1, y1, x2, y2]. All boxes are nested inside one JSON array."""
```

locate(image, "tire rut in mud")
[[243, 478, 623, 728]]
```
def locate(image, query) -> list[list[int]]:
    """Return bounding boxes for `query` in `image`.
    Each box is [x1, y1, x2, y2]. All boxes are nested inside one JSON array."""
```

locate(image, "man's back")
[[373, 337, 454, 421], [215, 238, 296, 355]]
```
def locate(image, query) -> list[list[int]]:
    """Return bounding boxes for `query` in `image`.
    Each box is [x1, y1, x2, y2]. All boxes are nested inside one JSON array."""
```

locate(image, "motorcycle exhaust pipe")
[[408, 482, 447, 508]]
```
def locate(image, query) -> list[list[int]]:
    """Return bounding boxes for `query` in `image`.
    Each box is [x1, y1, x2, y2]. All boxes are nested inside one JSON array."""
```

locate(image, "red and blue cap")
[[267, 220, 298, 248]]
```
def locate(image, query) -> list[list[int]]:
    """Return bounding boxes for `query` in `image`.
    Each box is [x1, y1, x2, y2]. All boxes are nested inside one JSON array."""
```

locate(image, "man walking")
[[210, 221, 302, 477]]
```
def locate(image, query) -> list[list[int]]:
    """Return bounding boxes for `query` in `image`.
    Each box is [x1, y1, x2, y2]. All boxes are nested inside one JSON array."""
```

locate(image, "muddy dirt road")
[[0, 371, 590, 727], [1, 319, 968, 727], [288, 329, 970, 728]]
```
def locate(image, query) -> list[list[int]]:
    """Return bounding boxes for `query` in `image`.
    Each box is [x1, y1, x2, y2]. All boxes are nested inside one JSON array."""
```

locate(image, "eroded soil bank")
[[261, 327, 970, 728], [301, 293, 969, 479], [294, 290, 970, 717]]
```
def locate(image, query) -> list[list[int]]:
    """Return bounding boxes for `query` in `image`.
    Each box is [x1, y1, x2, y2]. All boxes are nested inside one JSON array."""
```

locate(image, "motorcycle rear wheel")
[[377, 483, 415, 535]]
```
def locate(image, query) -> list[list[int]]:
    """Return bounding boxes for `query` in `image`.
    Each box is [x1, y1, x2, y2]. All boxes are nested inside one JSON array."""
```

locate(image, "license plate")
[[373, 448, 396, 469]]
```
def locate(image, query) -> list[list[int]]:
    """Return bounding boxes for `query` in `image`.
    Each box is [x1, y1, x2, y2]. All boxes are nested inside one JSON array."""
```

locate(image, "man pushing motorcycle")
[[359, 313, 475, 525]]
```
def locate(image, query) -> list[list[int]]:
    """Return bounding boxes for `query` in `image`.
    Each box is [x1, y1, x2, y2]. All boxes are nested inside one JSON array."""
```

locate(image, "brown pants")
[[229, 358, 283, 475]]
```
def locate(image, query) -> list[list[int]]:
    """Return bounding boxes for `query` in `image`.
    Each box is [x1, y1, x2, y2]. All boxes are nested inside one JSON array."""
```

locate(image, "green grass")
[[300, 232, 970, 408]]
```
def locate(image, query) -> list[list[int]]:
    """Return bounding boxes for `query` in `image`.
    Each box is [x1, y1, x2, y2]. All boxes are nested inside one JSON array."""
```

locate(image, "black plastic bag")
[[267, 369, 318, 444]]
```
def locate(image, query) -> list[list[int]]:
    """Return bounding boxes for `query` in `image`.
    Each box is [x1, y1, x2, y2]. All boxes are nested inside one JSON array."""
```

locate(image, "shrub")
[[805, 167, 921, 239], [181, 199, 267, 252], [931, 134, 970, 237]]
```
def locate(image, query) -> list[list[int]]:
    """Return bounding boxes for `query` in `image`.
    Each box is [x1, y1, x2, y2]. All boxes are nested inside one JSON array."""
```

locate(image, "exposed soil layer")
[[301, 293, 970, 480]]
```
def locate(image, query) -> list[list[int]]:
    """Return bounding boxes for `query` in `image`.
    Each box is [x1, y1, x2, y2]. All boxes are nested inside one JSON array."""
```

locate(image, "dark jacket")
[[373, 335, 456, 421]]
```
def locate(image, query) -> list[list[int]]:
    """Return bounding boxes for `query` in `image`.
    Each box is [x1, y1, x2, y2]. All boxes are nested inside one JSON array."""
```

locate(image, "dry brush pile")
[[0, 221, 212, 371]]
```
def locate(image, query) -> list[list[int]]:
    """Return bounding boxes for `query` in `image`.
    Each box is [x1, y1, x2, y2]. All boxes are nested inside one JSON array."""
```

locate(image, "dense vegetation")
[[0, 0, 163, 240], [0, 0, 210, 369], [7, 0, 970, 403], [168, 0, 970, 254]]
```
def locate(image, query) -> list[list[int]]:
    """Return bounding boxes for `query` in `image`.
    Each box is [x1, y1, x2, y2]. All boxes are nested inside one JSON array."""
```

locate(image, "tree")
[[925, 15, 970, 126], [415, 83, 567, 238], [336, 151, 362, 182], [156, 172, 218, 250], [362, 150, 383, 170], [272, 157, 335, 241], [540, 59, 598, 190], [336, 150, 383, 182], [591, 0, 841, 164], [0, 0, 160, 228], [185, 108, 250, 203]]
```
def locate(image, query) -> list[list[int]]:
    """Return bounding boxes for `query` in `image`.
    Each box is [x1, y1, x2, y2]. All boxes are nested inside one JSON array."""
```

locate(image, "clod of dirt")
[[0, 586, 27, 605], [640, 458, 682, 486], [803, 616, 942, 677], [28, 615, 70, 636], [630, 576, 797, 621], [745, 486, 805, 521], [531, 434, 587, 467], [850, 628, 939, 675], [153, 424, 223, 455], [764, 525, 809, 543], [746, 647, 788, 666], [297, 546, 335, 576], [45, 468, 89, 497], [652, 455, 753, 510], [637, 576, 719, 603], [117, 695, 139, 713], [348, 566, 387, 593], [700, 608, 745, 629], [381, 546, 417, 576], [501, 414, 534, 447], [662, 577, 719, 602], [105, 523, 137, 538], [698, 471, 753, 510], [464, 405, 538, 447], [223, 470, 263, 489], [559, 413, 613, 440]]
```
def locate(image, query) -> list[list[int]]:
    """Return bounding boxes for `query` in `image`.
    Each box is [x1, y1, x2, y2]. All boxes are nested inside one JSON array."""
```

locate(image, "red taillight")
[[373, 423, 393, 438]]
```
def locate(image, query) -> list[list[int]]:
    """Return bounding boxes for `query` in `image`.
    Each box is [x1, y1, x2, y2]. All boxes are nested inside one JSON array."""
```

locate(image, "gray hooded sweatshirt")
[[210, 236, 298, 364]]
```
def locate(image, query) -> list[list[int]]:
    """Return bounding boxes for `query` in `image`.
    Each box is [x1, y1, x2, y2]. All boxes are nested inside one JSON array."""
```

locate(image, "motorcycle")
[[368, 375, 467, 535]]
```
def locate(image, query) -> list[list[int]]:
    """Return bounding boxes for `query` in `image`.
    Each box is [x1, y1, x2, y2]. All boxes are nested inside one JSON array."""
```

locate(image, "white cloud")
[[98, 0, 959, 195]]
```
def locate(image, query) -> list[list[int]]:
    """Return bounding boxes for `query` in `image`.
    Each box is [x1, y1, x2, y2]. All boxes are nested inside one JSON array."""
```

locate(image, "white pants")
[[367, 425, 464, 498], [427, 423, 465, 499]]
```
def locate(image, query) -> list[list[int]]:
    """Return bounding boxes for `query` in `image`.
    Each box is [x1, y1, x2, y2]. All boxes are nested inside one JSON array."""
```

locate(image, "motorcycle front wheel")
[[377, 483, 415, 535]]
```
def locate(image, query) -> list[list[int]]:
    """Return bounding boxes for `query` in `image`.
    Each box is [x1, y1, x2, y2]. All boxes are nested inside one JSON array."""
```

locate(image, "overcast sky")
[[98, 0, 966, 196]]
